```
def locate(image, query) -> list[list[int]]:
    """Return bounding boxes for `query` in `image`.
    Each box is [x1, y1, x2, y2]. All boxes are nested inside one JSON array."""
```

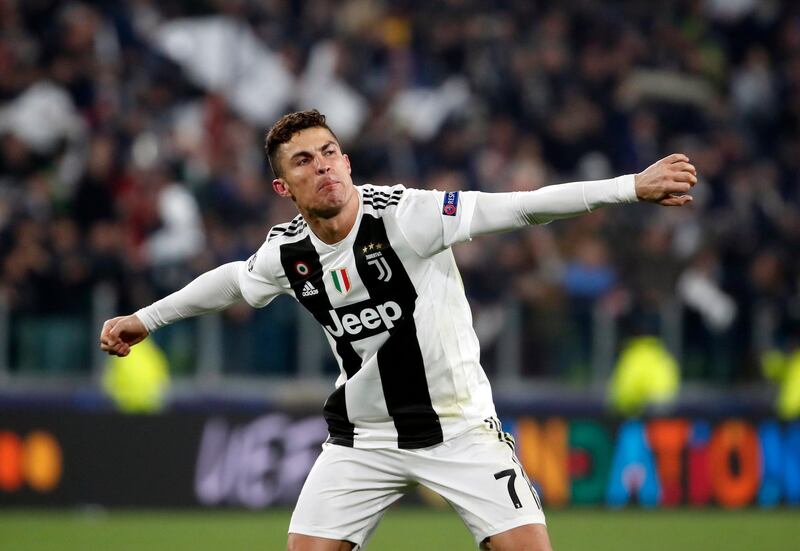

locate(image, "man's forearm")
[[135, 262, 245, 332], [469, 175, 637, 236]]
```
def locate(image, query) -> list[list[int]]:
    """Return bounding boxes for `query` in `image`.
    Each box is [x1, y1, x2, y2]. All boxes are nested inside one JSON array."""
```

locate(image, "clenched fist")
[[100, 315, 149, 357], [635, 153, 698, 206]]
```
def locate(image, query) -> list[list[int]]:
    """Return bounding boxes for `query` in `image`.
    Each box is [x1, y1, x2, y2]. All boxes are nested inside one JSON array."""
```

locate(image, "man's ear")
[[343, 153, 351, 174], [272, 178, 293, 198]]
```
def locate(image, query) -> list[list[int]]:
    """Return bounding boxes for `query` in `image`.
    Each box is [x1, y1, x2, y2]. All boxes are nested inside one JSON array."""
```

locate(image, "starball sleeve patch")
[[442, 191, 460, 216]]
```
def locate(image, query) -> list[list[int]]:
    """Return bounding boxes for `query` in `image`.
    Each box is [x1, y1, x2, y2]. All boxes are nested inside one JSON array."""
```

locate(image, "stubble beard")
[[303, 186, 353, 220], [305, 202, 343, 219]]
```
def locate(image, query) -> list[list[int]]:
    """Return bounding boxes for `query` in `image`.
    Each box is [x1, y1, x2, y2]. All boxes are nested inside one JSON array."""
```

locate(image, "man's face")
[[272, 127, 355, 219]]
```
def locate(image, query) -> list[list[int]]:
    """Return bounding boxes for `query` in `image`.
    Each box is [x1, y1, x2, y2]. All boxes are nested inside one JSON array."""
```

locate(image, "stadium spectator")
[[0, 0, 798, 383]]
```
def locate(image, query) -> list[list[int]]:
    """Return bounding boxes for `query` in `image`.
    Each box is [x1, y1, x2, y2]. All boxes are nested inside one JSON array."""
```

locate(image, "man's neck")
[[302, 191, 360, 245]]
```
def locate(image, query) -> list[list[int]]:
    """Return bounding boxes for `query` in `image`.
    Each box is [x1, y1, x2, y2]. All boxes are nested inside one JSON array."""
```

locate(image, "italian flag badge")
[[330, 268, 351, 295]]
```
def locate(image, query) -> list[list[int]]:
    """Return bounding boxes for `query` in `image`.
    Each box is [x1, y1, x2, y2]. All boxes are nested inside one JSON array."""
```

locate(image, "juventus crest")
[[363, 242, 392, 282]]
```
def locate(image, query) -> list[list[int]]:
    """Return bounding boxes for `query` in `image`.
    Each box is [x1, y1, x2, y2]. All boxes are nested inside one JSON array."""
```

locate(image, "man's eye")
[[297, 158, 309, 165], [324, 149, 335, 156]]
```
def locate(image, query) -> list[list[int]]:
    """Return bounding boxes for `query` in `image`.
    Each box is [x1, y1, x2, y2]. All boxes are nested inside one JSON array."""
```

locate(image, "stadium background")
[[1, 0, 800, 549]]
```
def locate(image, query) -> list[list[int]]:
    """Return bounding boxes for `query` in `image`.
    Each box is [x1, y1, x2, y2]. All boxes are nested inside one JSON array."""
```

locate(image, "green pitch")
[[1, 508, 798, 550]]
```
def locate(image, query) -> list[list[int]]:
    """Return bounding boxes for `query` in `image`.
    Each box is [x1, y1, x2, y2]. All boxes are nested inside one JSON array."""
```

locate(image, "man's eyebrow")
[[289, 141, 338, 160]]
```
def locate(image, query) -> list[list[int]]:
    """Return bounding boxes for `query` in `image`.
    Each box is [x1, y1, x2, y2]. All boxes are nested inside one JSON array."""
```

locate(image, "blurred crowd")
[[1, 0, 799, 382]]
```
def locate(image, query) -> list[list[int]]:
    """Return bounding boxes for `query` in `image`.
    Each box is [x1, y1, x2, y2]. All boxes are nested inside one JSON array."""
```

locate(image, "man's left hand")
[[635, 153, 697, 206]]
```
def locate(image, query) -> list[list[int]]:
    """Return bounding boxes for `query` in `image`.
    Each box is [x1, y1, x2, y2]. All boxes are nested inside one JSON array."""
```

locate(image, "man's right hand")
[[100, 315, 149, 357]]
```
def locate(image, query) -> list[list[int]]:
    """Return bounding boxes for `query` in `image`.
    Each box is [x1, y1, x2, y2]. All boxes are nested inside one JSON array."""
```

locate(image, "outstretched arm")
[[100, 261, 245, 357], [469, 153, 697, 236]]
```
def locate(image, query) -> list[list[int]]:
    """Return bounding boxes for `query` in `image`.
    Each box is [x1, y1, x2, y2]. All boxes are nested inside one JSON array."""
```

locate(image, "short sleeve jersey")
[[238, 184, 496, 449]]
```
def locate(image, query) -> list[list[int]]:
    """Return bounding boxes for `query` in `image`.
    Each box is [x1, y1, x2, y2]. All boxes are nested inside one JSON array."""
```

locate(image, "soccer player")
[[100, 110, 696, 551]]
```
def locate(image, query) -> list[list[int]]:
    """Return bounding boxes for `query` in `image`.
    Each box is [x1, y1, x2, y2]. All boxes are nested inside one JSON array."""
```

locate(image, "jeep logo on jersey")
[[325, 300, 403, 339]]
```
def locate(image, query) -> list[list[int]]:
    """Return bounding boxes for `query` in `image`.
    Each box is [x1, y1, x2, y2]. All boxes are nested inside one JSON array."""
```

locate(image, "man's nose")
[[314, 156, 331, 173]]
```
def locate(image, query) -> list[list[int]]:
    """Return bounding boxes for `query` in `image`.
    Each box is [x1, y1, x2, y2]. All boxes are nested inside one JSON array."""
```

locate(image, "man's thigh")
[[289, 443, 410, 549], [407, 425, 547, 547], [286, 533, 355, 551], [483, 524, 553, 551]]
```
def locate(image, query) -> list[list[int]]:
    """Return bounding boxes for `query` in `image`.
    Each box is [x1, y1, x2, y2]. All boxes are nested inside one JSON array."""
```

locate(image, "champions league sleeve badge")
[[442, 191, 460, 216]]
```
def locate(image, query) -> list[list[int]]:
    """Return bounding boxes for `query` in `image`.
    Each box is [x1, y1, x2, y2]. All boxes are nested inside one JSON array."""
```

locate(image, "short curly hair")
[[265, 110, 339, 177]]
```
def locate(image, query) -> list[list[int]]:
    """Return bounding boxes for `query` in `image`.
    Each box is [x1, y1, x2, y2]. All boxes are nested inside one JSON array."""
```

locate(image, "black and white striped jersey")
[[239, 184, 496, 449], [136, 176, 636, 447]]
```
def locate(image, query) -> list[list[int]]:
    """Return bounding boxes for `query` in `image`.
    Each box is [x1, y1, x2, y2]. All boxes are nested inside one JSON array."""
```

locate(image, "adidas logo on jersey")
[[301, 281, 319, 297], [325, 300, 402, 338]]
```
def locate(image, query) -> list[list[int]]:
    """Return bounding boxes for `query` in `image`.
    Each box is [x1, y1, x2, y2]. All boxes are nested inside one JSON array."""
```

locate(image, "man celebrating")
[[101, 110, 697, 550]]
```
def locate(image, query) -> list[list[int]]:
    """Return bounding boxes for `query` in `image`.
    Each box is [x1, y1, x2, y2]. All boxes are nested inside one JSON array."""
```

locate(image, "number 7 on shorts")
[[494, 469, 522, 509]]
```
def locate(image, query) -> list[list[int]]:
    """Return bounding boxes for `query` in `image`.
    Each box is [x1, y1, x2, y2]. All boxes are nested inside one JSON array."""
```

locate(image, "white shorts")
[[289, 421, 546, 549]]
